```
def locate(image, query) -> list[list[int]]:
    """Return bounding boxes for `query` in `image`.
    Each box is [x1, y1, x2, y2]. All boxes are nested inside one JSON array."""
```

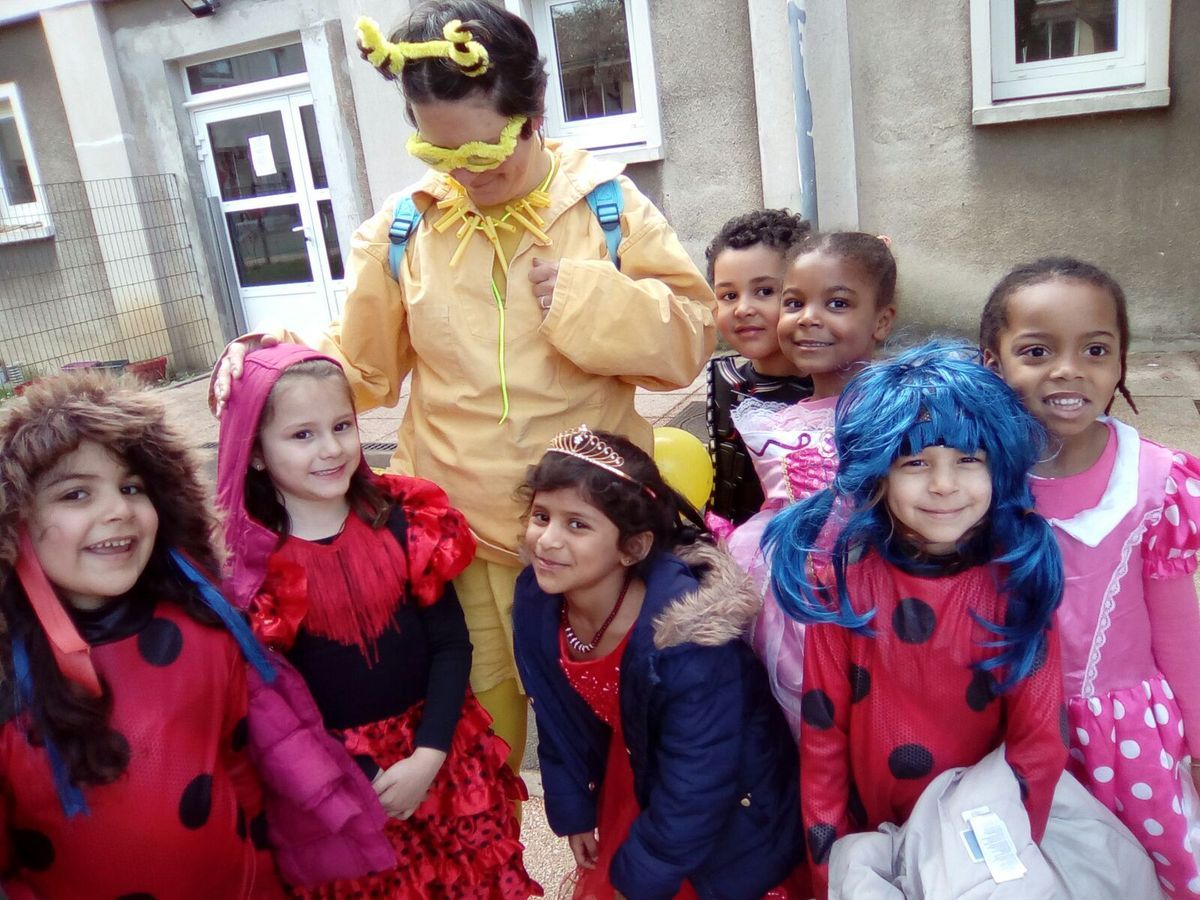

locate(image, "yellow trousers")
[[454, 558, 527, 774]]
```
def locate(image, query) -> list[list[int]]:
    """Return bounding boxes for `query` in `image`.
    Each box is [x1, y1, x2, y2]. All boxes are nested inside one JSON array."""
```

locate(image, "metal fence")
[[0, 174, 220, 391]]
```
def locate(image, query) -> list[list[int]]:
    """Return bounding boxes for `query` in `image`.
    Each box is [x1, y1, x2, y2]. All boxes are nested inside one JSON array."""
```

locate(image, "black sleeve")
[[411, 580, 473, 751]]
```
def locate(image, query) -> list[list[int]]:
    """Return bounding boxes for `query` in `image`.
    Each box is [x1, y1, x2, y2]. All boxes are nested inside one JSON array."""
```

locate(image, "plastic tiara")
[[546, 425, 635, 483], [356, 16, 490, 78]]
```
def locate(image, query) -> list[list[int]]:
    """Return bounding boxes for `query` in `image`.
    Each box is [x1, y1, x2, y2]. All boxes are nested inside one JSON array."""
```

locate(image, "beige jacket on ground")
[[274, 144, 716, 563]]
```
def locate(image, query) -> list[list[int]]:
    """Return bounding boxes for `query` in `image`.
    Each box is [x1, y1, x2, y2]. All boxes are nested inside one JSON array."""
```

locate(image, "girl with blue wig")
[[765, 340, 1068, 897]]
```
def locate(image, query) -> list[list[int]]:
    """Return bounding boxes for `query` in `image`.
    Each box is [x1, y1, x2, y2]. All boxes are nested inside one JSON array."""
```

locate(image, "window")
[[0, 83, 52, 243], [523, 0, 662, 160], [186, 44, 306, 96], [969, 0, 1171, 125]]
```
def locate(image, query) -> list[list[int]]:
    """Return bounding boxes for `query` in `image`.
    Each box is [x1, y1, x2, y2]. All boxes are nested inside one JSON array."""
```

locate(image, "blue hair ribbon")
[[12, 637, 90, 817], [168, 549, 276, 684]]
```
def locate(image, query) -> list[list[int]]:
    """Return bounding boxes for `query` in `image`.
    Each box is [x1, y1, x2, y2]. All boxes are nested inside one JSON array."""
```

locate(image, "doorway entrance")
[[193, 90, 344, 334]]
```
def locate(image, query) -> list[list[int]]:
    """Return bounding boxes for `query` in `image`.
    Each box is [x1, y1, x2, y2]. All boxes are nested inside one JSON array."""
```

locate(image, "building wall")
[[817, 1, 1199, 343]]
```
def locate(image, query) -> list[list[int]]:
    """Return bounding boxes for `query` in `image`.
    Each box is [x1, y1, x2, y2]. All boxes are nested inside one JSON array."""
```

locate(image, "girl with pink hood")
[[216, 343, 538, 898]]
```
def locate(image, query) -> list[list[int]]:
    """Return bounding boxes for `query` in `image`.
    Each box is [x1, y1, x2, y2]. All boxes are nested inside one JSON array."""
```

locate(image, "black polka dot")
[[231, 716, 249, 753], [808, 823, 837, 865], [116, 894, 156, 899], [848, 664, 871, 703], [847, 780, 867, 829], [352, 753, 380, 781], [138, 618, 183, 667], [236, 806, 248, 841], [888, 744, 934, 780], [801, 689, 835, 730], [179, 774, 213, 829], [1059, 705, 1070, 749], [892, 598, 936, 644], [12, 829, 54, 871], [965, 669, 996, 712], [250, 810, 270, 849]]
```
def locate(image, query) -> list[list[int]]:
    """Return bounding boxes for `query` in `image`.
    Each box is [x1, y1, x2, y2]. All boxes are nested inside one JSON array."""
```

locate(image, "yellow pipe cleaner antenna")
[[356, 16, 490, 78]]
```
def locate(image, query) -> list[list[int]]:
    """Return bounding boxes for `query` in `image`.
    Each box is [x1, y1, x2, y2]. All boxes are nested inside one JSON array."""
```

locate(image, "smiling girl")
[[217, 344, 538, 898], [0, 373, 284, 897], [765, 342, 1068, 898], [982, 258, 1200, 895]]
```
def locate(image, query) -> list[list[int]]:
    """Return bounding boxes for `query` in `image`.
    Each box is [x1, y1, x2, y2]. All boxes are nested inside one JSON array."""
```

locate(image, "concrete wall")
[[812, 1, 1200, 343], [631, 0, 764, 263]]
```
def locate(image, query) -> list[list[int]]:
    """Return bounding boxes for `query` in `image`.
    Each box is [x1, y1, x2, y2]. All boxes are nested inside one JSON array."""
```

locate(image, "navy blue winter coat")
[[514, 543, 804, 899]]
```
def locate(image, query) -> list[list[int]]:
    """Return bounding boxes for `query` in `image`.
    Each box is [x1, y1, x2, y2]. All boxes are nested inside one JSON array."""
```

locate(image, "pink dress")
[[726, 396, 839, 739], [1031, 418, 1200, 896]]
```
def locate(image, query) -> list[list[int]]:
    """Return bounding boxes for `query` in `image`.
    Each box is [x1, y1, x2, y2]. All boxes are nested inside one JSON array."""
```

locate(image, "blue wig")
[[764, 339, 1062, 690]]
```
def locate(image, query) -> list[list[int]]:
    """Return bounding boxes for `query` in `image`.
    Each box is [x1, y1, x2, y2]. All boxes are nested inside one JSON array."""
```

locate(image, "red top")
[[800, 552, 1067, 898], [0, 603, 281, 898], [560, 624, 633, 727]]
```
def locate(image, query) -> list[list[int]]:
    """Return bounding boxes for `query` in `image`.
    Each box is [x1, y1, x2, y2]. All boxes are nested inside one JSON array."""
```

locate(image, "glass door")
[[193, 91, 343, 334]]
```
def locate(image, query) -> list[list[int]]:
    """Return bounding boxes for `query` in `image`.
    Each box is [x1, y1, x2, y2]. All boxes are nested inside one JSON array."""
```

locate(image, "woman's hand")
[[529, 257, 559, 318], [568, 830, 599, 869], [212, 335, 278, 417], [372, 747, 447, 820]]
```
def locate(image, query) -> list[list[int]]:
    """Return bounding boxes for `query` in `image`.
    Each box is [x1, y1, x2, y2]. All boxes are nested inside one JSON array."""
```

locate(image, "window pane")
[[550, 0, 636, 122], [299, 105, 327, 190], [207, 112, 294, 201], [187, 44, 306, 95], [225, 205, 313, 287], [1015, 0, 1117, 63], [0, 104, 35, 206], [318, 199, 343, 279]]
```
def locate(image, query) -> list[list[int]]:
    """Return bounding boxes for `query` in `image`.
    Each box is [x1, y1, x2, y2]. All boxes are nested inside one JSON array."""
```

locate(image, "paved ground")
[[135, 350, 1200, 887]]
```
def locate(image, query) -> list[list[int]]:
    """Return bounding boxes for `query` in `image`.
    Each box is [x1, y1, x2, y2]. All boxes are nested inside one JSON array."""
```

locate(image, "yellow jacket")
[[276, 144, 716, 563]]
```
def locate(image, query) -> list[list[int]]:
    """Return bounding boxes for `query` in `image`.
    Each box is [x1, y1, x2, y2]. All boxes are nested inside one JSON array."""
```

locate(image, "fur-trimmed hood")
[[652, 541, 761, 650], [0, 372, 219, 580]]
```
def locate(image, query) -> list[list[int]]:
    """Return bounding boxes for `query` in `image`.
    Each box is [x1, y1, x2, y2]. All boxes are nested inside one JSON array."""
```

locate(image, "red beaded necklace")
[[561, 572, 633, 655]]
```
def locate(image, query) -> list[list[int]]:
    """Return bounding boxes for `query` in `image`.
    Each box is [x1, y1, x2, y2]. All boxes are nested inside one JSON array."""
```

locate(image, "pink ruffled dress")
[[1031, 418, 1200, 896], [726, 396, 839, 739]]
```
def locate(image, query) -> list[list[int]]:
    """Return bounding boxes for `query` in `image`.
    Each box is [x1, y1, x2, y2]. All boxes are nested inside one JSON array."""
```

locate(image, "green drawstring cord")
[[491, 278, 510, 424]]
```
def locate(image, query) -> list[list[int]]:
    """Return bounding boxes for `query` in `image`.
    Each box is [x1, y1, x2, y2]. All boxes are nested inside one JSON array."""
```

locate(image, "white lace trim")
[[731, 396, 836, 435], [1081, 505, 1161, 697]]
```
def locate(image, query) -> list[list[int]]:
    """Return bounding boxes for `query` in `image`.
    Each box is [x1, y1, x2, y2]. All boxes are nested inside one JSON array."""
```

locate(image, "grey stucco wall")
[[629, 0, 764, 265], [834, 1, 1199, 342]]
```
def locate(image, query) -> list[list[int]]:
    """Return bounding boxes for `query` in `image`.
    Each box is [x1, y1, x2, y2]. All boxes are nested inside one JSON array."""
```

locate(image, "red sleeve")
[[1002, 623, 1067, 842], [0, 726, 39, 900], [375, 473, 476, 606], [220, 650, 264, 821], [800, 619, 854, 898]]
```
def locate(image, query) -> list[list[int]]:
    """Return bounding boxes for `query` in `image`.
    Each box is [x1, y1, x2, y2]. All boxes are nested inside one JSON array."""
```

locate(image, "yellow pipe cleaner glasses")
[[356, 16, 490, 77], [407, 115, 526, 174]]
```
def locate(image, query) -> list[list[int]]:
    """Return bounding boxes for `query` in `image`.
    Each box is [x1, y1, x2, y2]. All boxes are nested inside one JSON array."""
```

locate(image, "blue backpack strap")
[[585, 179, 624, 270], [387, 192, 424, 280]]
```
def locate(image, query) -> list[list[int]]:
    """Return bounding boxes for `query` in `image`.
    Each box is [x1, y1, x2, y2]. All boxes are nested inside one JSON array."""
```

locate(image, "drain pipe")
[[787, 0, 819, 226]]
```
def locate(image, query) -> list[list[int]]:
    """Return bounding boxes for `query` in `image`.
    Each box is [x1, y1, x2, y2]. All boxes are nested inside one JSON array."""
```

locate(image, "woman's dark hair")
[[704, 209, 812, 284], [245, 359, 390, 537], [518, 430, 707, 577], [785, 231, 898, 310], [0, 372, 226, 788], [979, 256, 1135, 413], [369, 0, 548, 139]]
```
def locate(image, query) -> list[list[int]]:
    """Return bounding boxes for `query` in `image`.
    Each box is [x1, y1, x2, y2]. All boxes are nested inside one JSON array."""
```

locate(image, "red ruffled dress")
[[559, 629, 803, 900], [251, 474, 539, 899]]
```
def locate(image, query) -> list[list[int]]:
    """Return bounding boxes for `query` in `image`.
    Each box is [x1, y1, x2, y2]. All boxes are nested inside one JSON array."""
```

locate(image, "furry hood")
[[0, 372, 218, 579], [214, 343, 360, 610], [652, 541, 762, 650]]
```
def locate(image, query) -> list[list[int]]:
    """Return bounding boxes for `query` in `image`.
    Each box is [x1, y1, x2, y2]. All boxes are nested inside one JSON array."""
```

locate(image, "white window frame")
[[0, 82, 53, 244], [511, 0, 663, 162], [969, 0, 1171, 125]]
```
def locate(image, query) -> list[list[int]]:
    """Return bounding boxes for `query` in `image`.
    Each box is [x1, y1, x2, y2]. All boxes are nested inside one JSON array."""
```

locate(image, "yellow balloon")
[[652, 427, 714, 511]]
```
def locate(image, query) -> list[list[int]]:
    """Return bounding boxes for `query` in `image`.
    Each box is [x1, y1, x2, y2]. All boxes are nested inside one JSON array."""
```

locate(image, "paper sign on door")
[[248, 134, 277, 177]]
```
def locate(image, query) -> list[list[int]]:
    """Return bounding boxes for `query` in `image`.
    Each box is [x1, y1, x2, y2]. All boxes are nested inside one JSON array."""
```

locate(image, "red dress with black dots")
[[799, 551, 1068, 898], [0, 602, 282, 899]]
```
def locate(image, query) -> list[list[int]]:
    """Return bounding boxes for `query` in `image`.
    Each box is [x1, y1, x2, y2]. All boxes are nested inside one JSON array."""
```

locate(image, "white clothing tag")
[[968, 812, 1027, 883], [960, 804, 992, 823]]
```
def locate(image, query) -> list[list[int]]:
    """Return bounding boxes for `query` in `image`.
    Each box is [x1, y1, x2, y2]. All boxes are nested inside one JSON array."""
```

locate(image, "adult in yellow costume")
[[214, 1, 716, 771]]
